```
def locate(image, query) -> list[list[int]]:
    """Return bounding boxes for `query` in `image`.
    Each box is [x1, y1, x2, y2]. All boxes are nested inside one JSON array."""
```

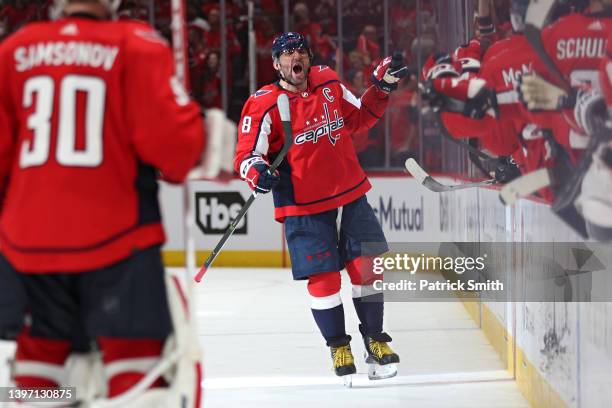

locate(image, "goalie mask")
[[53, 0, 122, 18]]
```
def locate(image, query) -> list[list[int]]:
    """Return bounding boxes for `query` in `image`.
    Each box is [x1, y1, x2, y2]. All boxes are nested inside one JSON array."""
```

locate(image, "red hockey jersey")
[[234, 66, 389, 221], [526, 12, 611, 150], [0, 18, 205, 273], [438, 35, 536, 156]]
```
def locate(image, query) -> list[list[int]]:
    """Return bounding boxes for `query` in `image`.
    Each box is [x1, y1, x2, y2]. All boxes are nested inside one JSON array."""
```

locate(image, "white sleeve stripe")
[[341, 83, 361, 109], [254, 112, 272, 156]]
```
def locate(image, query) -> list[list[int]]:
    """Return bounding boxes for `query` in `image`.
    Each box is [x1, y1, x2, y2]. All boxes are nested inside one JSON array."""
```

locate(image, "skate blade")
[[342, 374, 353, 388], [367, 363, 397, 380]]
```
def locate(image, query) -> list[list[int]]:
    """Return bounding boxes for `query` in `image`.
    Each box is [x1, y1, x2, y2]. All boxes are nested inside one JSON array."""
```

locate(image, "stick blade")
[[405, 158, 428, 184], [422, 177, 454, 192]]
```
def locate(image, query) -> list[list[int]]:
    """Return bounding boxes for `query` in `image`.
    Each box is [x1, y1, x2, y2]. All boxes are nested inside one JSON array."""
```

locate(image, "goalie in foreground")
[[0, 0, 205, 406]]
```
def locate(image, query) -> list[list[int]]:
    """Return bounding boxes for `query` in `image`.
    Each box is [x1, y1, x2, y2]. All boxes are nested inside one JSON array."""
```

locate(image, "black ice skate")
[[362, 331, 399, 380]]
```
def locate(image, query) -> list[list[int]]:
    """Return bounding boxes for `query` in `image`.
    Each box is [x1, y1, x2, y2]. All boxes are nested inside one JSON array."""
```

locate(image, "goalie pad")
[[222, 116, 237, 174], [88, 272, 203, 408], [0, 339, 16, 387], [192, 108, 236, 180]]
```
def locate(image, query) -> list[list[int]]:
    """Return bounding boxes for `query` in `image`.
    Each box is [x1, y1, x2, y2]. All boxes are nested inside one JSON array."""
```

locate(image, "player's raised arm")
[[124, 25, 205, 183]]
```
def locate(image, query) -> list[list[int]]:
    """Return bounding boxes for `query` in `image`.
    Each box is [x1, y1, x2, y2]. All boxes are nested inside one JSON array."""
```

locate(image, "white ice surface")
[[177, 267, 529, 408]]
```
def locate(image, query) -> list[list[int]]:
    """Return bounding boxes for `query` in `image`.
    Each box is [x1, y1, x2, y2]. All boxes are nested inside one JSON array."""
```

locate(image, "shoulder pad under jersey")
[[308, 65, 340, 87], [249, 83, 281, 103]]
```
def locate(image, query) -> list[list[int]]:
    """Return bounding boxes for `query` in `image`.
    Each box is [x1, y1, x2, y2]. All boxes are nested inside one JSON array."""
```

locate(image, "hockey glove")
[[519, 74, 576, 111], [420, 78, 465, 112], [492, 156, 521, 184], [372, 51, 408, 93], [420, 80, 446, 111], [241, 155, 280, 194], [462, 78, 497, 119]]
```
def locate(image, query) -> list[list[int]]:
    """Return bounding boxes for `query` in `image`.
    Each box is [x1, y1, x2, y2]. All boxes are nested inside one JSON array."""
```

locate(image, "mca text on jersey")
[[14, 42, 120, 72], [502, 63, 532, 87]]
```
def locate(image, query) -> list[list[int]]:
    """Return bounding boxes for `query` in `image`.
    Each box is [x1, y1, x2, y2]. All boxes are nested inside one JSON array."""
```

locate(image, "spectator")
[[203, 7, 241, 64], [388, 75, 419, 166], [355, 24, 381, 66], [255, 15, 279, 87], [292, 2, 335, 66], [201, 50, 222, 109], [188, 24, 209, 104], [1, 0, 38, 34], [345, 69, 373, 157]]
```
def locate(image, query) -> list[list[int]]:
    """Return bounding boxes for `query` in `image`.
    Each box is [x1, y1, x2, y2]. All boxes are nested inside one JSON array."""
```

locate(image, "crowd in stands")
[[1, 0, 513, 169]]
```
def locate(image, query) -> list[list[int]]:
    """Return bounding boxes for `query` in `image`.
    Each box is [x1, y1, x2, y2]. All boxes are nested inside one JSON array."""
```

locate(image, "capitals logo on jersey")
[[294, 102, 344, 146]]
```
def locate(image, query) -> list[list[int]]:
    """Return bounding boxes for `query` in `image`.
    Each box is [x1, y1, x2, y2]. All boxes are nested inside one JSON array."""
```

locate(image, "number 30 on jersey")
[[20, 74, 106, 169]]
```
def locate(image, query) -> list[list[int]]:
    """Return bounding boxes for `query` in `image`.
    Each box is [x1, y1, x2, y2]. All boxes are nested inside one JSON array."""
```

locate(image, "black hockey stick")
[[430, 109, 515, 180], [405, 158, 496, 192], [524, 0, 571, 91], [194, 94, 293, 282]]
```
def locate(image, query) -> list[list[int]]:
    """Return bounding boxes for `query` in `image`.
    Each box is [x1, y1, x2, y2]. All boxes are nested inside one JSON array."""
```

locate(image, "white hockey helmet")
[[53, 0, 122, 18]]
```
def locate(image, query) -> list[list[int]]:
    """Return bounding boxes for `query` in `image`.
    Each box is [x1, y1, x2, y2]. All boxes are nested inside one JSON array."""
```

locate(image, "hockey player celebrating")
[[234, 32, 406, 381], [518, 0, 612, 238], [0, 0, 205, 405]]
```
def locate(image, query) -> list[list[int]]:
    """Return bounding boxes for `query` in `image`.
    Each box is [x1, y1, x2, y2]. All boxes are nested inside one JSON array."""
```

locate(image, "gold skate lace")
[[333, 345, 354, 368], [369, 340, 394, 359]]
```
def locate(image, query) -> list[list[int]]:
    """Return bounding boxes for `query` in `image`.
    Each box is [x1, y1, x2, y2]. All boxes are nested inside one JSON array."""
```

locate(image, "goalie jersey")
[[0, 18, 204, 273], [234, 65, 389, 221]]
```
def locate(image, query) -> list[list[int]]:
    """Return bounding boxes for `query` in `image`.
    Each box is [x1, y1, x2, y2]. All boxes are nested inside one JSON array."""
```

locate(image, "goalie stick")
[[405, 158, 496, 192], [194, 94, 293, 282]]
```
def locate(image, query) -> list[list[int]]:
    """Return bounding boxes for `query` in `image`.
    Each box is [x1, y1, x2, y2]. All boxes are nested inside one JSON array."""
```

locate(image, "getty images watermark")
[[361, 242, 612, 302], [370, 253, 504, 294]]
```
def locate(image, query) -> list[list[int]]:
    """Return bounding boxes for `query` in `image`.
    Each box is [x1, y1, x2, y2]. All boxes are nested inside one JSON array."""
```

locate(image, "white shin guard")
[[0, 339, 16, 387], [88, 272, 203, 408]]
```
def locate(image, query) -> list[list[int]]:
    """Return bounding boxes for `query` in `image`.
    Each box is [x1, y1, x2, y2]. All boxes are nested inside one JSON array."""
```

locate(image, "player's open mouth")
[[292, 64, 303, 74]]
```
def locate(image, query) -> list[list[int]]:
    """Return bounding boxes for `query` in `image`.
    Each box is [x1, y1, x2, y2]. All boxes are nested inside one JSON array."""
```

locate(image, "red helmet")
[[421, 52, 460, 81]]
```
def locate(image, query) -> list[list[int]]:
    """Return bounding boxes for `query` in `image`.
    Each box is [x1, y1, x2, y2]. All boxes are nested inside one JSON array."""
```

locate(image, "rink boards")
[[159, 176, 611, 408]]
